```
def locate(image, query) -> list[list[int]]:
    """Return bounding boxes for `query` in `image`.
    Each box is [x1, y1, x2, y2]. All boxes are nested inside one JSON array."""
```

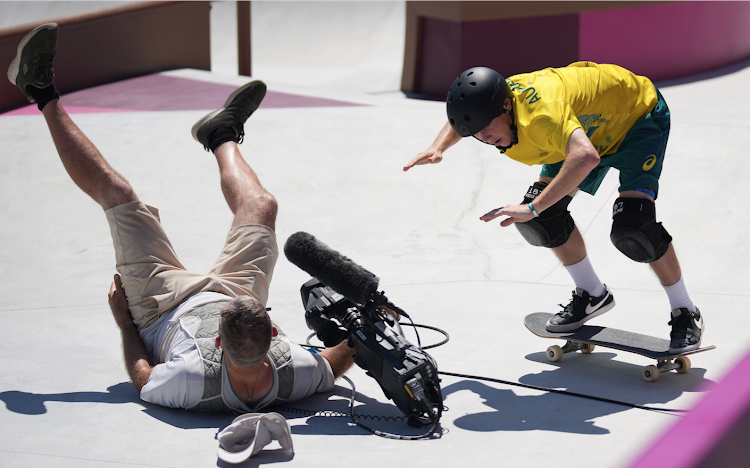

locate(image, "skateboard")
[[524, 312, 715, 382]]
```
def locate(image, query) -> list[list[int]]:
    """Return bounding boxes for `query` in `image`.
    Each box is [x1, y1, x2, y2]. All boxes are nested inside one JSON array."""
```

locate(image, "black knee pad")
[[515, 182, 576, 248], [610, 197, 672, 263]]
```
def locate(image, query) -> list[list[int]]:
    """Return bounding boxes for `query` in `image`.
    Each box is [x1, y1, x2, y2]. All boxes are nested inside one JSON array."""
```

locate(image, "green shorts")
[[540, 88, 670, 199]]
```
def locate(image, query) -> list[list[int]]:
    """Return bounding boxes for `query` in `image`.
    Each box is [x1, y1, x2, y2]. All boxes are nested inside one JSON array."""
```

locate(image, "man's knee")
[[234, 190, 277, 228], [101, 181, 137, 210], [515, 182, 576, 248], [610, 197, 672, 263], [255, 191, 278, 218]]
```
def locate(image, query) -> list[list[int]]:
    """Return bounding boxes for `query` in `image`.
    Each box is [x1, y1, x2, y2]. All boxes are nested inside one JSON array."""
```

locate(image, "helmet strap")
[[496, 108, 518, 154], [471, 107, 519, 152]]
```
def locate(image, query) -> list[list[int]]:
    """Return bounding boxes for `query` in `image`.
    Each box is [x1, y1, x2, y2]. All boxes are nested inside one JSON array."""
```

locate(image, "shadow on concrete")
[[0, 381, 237, 429], [522, 351, 715, 391], [440, 352, 715, 435], [270, 384, 442, 439], [0, 379, 442, 438], [140, 402, 236, 430], [216, 449, 294, 468], [0, 382, 137, 415]]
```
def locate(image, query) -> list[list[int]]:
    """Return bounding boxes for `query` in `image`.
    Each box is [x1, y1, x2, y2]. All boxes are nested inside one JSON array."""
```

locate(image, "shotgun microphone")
[[283, 231, 379, 305]]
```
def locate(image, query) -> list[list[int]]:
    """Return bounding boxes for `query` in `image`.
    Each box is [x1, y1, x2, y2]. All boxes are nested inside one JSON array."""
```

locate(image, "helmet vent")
[[464, 114, 471, 121], [460, 93, 465, 99], [469, 82, 476, 86], [467, 71, 474, 76], [449, 118, 455, 125]]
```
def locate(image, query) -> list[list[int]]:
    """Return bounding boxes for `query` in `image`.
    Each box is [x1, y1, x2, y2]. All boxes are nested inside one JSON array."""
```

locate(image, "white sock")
[[663, 275, 695, 312], [565, 255, 606, 297]]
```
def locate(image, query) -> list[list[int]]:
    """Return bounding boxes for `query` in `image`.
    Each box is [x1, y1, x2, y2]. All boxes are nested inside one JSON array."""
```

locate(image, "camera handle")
[[361, 300, 409, 354], [370, 290, 410, 319]]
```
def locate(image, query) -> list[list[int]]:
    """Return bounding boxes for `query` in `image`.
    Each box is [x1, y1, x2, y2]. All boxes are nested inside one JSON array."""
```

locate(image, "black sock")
[[26, 84, 60, 111], [208, 127, 238, 153]]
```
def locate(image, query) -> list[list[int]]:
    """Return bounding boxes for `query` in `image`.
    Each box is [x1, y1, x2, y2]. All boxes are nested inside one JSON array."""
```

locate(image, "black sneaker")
[[7, 23, 58, 103], [668, 308, 703, 353], [191, 80, 267, 151], [546, 286, 615, 332]]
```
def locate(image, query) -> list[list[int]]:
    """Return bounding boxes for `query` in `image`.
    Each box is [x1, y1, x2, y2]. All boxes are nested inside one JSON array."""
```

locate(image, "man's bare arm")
[[319, 340, 356, 378], [108, 274, 154, 392]]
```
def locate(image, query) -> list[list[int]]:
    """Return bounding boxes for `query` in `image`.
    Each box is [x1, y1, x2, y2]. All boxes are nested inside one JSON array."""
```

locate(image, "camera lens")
[[305, 309, 346, 347]]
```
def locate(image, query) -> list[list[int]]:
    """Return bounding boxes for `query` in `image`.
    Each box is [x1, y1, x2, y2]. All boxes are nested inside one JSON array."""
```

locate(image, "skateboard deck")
[[524, 312, 715, 381]]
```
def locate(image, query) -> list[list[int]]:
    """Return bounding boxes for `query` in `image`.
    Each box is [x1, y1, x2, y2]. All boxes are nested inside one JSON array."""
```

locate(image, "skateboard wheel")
[[547, 345, 563, 362], [642, 365, 660, 382], [676, 356, 691, 374], [581, 344, 595, 354]]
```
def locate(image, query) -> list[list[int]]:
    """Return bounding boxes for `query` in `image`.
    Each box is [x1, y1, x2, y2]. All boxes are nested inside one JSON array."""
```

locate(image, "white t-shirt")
[[137, 292, 335, 411]]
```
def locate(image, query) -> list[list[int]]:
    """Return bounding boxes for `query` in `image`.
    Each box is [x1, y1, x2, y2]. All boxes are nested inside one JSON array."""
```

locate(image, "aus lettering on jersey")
[[506, 78, 541, 104]]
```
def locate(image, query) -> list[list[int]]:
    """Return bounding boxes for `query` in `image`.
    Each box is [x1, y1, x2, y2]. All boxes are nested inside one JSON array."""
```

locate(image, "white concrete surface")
[[2, 3, 749, 468]]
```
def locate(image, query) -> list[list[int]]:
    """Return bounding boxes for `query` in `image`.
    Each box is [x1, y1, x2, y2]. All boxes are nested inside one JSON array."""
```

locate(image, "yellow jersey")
[[503, 62, 658, 165]]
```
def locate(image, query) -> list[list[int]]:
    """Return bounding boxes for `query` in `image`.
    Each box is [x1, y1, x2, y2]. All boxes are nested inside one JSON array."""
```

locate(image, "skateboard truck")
[[545, 341, 692, 382], [642, 356, 691, 382]]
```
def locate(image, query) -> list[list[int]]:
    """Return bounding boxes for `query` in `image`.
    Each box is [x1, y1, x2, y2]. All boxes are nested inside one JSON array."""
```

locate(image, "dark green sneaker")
[[7, 23, 58, 103], [191, 80, 267, 151]]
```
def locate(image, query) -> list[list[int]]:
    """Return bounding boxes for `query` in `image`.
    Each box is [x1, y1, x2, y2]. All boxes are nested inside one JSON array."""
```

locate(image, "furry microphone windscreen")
[[284, 231, 379, 305]]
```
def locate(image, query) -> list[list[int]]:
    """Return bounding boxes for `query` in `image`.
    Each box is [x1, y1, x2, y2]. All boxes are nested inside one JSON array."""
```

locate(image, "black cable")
[[291, 319, 686, 442], [399, 322, 449, 349], [305, 321, 449, 350], [401, 313, 423, 348], [273, 375, 443, 440], [342, 376, 443, 440], [438, 370, 687, 414]]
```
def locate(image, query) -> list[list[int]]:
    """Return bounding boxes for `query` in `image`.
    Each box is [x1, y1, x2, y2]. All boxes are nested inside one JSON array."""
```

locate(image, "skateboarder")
[[8, 23, 356, 412], [403, 63, 703, 354]]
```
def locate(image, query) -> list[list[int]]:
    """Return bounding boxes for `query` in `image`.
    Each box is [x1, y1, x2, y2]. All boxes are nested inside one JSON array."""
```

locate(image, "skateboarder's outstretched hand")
[[480, 203, 534, 226]]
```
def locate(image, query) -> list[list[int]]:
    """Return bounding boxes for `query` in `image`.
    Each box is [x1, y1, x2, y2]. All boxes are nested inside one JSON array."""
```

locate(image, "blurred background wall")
[[2, 1, 750, 103]]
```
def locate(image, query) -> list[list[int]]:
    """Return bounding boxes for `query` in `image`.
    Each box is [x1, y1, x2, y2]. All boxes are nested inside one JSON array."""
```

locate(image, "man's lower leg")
[[214, 142, 277, 230], [192, 80, 276, 229], [42, 100, 137, 210], [553, 228, 606, 295], [545, 227, 614, 332], [650, 244, 682, 286], [564, 255, 606, 297], [651, 244, 696, 311], [552, 227, 587, 266], [9, 23, 136, 211]]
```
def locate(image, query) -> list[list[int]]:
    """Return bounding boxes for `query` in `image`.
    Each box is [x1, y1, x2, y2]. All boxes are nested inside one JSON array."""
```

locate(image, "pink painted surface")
[[2, 105, 141, 116], [0, 74, 363, 116], [627, 348, 750, 468], [580, 1, 750, 81]]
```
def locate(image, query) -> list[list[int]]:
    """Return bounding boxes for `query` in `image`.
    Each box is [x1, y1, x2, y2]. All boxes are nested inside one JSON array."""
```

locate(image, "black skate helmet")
[[446, 67, 513, 137]]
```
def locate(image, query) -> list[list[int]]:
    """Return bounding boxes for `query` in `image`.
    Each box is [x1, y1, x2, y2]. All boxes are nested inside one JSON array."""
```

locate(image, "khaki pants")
[[105, 201, 278, 331]]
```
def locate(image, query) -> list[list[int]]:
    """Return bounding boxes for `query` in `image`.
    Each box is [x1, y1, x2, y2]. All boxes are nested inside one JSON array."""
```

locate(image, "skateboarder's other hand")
[[480, 203, 534, 226]]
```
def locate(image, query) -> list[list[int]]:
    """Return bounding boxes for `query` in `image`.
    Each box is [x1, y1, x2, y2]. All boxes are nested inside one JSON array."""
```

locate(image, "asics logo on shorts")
[[643, 155, 657, 171]]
